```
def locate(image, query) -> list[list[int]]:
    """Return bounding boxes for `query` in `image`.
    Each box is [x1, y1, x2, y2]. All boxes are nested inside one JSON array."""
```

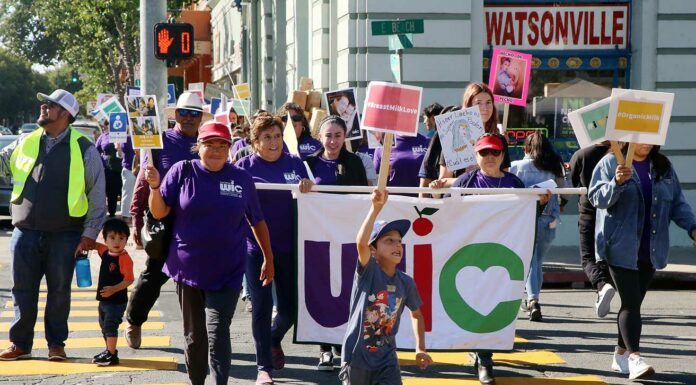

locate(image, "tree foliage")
[[0, 48, 51, 127]]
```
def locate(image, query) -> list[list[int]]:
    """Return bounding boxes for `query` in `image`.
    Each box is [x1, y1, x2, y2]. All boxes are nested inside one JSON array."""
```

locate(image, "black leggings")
[[607, 262, 655, 353]]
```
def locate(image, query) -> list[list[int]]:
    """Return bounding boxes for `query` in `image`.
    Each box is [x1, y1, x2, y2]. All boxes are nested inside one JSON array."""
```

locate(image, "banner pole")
[[225, 66, 251, 125], [609, 140, 625, 165], [625, 142, 636, 169], [377, 133, 394, 194]]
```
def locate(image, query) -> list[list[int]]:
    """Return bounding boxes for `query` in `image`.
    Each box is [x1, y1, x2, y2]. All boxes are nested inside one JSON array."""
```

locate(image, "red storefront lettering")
[[613, 10, 624, 45], [540, 11, 553, 45], [486, 12, 503, 46], [589, 11, 599, 45], [555, 11, 568, 45], [570, 11, 583, 45], [528, 11, 539, 45], [515, 12, 527, 45], [502, 13, 516, 45]]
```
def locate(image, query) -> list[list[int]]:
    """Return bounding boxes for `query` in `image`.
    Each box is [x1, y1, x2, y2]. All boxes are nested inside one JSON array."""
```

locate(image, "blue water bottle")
[[75, 251, 92, 288]]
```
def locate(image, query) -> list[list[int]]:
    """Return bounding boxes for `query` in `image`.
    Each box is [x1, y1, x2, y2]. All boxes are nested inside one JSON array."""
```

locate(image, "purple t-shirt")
[[311, 156, 339, 185], [452, 170, 525, 189], [121, 136, 135, 170], [297, 135, 322, 160], [236, 152, 308, 254], [373, 134, 429, 187], [160, 159, 264, 290], [633, 159, 653, 265], [231, 138, 249, 158], [355, 143, 375, 162]]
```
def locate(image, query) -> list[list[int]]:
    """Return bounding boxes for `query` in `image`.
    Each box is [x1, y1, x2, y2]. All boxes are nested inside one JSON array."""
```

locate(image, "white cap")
[[37, 89, 79, 118]]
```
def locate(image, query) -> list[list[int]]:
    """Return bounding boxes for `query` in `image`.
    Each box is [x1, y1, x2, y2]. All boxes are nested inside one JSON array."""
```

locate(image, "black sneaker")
[[94, 350, 119, 366], [92, 349, 109, 362], [528, 300, 542, 322]]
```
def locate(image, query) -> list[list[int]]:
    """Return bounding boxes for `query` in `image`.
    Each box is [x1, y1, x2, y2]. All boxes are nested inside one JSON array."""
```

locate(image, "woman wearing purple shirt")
[[236, 115, 313, 383], [145, 121, 274, 385], [95, 131, 123, 217], [277, 102, 322, 160]]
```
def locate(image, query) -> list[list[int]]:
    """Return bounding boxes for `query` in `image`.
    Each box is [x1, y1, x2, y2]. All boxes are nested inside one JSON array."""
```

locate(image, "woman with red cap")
[[145, 121, 273, 385]]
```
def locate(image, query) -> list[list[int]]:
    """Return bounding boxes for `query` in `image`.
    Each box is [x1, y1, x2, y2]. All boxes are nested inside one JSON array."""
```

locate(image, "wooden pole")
[[625, 142, 636, 169], [609, 141, 625, 165], [377, 133, 394, 193]]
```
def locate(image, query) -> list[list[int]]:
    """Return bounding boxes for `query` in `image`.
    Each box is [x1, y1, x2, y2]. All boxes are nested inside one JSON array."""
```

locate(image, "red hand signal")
[[158, 29, 175, 54]]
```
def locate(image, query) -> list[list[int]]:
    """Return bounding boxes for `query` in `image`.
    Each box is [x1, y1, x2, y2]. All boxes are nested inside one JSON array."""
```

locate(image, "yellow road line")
[[397, 350, 565, 366], [0, 321, 165, 332], [6, 301, 102, 308], [0, 356, 177, 375], [0, 310, 162, 318], [403, 375, 606, 384], [0, 336, 171, 349], [40, 292, 96, 298], [514, 336, 528, 343]]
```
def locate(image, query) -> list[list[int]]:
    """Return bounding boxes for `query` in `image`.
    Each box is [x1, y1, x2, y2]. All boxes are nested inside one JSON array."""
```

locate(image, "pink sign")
[[488, 48, 532, 107], [360, 81, 422, 137]]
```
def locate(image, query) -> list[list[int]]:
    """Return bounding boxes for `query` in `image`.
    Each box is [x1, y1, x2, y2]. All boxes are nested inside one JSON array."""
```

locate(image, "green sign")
[[371, 19, 424, 36], [388, 34, 414, 50]]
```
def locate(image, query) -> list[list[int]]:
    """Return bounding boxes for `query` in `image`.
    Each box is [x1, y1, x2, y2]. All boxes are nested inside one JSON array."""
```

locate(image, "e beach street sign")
[[371, 19, 424, 36]]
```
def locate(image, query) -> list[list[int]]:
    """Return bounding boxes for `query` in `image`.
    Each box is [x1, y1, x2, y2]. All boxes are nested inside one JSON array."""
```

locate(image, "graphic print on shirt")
[[412, 145, 427, 155], [362, 290, 402, 352], [284, 170, 302, 183], [220, 179, 243, 197], [299, 142, 318, 153]]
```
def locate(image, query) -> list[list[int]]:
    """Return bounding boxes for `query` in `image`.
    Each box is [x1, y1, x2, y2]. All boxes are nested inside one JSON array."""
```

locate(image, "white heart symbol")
[[455, 266, 525, 317]]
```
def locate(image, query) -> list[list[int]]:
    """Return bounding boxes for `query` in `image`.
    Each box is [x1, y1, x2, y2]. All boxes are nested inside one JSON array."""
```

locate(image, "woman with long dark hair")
[[589, 143, 696, 380], [511, 132, 565, 321]]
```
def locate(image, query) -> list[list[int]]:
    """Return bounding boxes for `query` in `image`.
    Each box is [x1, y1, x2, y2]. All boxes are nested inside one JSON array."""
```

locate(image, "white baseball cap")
[[37, 89, 79, 118]]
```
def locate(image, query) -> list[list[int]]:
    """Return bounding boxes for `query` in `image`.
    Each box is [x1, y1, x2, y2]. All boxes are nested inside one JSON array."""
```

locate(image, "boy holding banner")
[[339, 189, 432, 384]]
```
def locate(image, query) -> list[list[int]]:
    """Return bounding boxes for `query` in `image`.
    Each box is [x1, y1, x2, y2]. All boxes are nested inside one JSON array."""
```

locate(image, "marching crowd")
[[0, 83, 694, 385]]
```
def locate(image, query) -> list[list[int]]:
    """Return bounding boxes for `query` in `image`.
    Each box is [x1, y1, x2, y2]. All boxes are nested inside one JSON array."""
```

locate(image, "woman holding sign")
[[589, 143, 696, 380]]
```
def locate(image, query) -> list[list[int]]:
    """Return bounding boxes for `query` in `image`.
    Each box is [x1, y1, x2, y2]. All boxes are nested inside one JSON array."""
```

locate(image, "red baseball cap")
[[474, 135, 503, 152], [198, 121, 232, 143]]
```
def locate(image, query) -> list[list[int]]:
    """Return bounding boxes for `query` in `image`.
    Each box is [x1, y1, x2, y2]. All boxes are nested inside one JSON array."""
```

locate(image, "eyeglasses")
[[177, 109, 202, 118], [478, 149, 502, 157], [282, 114, 304, 122]]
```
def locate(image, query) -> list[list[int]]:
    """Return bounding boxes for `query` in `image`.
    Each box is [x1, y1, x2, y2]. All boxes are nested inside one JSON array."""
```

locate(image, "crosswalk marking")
[[0, 356, 177, 375], [0, 321, 165, 332], [403, 375, 606, 384], [398, 350, 566, 366], [6, 300, 102, 308], [39, 292, 95, 298], [0, 336, 170, 349], [0, 309, 162, 318]]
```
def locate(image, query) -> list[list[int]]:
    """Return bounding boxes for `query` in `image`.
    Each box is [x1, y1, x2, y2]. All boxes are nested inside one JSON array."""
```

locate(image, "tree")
[[0, 49, 51, 127]]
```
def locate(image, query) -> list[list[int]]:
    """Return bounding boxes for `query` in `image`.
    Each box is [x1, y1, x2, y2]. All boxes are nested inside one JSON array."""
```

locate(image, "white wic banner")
[[296, 192, 536, 350]]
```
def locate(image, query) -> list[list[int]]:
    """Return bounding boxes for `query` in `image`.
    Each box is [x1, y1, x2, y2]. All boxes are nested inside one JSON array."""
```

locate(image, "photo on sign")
[[126, 96, 157, 117], [488, 48, 532, 107], [568, 97, 611, 148], [435, 106, 486, 171], [324, 88, 362, 140], [605, 89, 674, 146]]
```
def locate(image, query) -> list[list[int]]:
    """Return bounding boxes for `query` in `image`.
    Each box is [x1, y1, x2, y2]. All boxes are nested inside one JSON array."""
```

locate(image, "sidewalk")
[[544, 246, 696, 287]]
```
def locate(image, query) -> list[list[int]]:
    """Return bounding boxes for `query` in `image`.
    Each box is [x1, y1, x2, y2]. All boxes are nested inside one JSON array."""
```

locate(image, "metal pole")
[[140, 0, 168, 130], [397, 48, 404, 85]]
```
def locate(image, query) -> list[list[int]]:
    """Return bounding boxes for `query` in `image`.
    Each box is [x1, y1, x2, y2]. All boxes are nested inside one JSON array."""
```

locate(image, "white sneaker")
[[317, 351, 334, 371], [611, 349, 629, 374], [595, 284, 615, 318], [628, 355, 655, 380]]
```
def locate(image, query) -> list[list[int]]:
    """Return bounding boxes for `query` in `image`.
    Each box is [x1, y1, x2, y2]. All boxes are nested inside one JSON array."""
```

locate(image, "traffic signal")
[[154, 23, 195, 60], [71, 71, 79, 83]]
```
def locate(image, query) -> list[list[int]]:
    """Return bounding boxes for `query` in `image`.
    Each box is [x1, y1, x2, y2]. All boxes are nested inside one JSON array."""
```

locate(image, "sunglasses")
[[45, 101, 62, 110], [177, 109, 202, 118], [478, 149, 502, 157], [282, 114, 304, 122]]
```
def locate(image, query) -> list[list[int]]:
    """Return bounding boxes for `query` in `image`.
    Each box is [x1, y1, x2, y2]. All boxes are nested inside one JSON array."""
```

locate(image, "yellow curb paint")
[[0, 356, 177, 375], [403, 375, 606, 384], [40, 292, 94, 298], [6, 301, 102, 308], [514, 336, 528, 343], [0, 310, 162, 318], [397, 350, 565, 366], [0, 321, 165, 332], [0, 336, 171, 349]]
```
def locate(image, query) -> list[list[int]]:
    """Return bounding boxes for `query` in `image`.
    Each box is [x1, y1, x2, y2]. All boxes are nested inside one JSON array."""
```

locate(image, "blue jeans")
[[525, 219, 556, 300], [246, 250, 296, 373], [99, 302, 126, 338], [10, 228, 81, 351]]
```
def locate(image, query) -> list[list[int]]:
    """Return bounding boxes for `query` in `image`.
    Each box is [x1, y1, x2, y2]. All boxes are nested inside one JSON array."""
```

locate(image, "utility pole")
[[140, 0, 168, 129]]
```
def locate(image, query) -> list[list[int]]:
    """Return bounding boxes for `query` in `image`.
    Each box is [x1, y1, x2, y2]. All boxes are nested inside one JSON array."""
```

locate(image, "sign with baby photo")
[[324, 88, 362, 140], [605, 89, 674, 146], [567, 97, 611, 148], [488, 48, 532, 107], [125, 95, 163, 149], [435, 106, 487, 171]]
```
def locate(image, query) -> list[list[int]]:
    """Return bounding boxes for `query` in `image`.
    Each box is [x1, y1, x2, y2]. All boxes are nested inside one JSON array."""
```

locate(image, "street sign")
[[154, 23, 194, 60], [389, 34, 414, 50], [371, 19, 424, 36], [390, 54, 401, 83]]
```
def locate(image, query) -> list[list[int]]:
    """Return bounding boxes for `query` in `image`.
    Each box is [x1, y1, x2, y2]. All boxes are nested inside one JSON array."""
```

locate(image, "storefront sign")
[[485, 4, 629, 50]]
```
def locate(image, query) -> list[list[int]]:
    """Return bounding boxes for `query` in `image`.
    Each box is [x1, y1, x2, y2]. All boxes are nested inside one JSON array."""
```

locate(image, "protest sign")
[[295, 192, 535, 350], [283, 113, 300, 155], [324, 88, 362, 140], [605, 88, 674, 146], [488, 48, 532, 107], [361, 81, 422, 137], [108, 112, 128, 144], [126, 86, 140, 96], [92, 96, 126, 124], [86, 101, 97, 116], [97, 93, 115, 107], [167, 84, 176, 106], [568, 97, 611, 148], [188, 89, 205, 105], [435, 106, 487, 171], [188, 82, 205, 91], [210, 98, 222, 116], [125, 95, 163, 149], [234, 83, 251, 99]]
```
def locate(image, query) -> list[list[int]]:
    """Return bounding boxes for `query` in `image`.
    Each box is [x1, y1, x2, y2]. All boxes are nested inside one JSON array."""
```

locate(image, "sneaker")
[[48, 346, 67, 361], [317, 351, 334, 371], [527, 299, 542, 322], [271, 345, 285, 370], [611, 348, 629, 374], [125, 324, 142, 349], [477, 364, 496, 384], [246, 301, 253, 312], [0, 345, 31, 361], [255, 370, 274, 385], [92, 349, 109, 362], [595, 283, 615, 318], [94, 350, 119, 366], [628, 355, 654, 380], [519, 299, 528, 312]]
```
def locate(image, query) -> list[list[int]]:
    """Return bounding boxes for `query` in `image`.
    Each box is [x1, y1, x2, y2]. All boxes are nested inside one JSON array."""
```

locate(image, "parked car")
[[72, 120, 102, 142], [0, 135, 18, 215], [0, 125, 12, 135], [18, 123, 39, 134]]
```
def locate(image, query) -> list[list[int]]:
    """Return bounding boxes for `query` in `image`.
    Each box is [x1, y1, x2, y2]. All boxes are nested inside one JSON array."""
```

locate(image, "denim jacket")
[[510, 157, 563, 226], [588, 154, 696, 270]]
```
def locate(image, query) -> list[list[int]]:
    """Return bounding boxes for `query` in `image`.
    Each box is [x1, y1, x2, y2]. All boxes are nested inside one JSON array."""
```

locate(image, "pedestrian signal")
[[154, 23, 194, 60]]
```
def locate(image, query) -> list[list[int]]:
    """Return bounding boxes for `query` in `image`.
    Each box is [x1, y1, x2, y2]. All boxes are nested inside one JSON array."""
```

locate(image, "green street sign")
[[389, 34, 414, 50], [371, 19, 424, 36]]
